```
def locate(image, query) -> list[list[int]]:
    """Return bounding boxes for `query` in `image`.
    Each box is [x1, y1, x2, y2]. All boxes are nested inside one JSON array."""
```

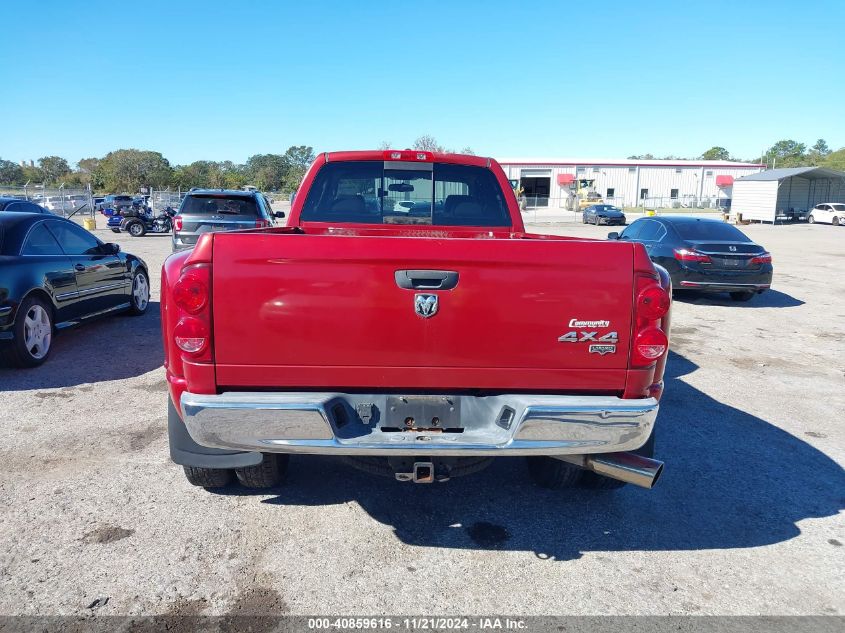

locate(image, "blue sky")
[[1, 0, 843, 166]]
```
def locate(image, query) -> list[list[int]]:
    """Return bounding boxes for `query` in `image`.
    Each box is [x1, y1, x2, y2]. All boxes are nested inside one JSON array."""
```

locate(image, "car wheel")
[[582, 215, 587, 224], [833, 217, 840, 226], [526, 456, 583, 489], [110, 228, 121, 233], [808, 215, 815, 224], [235, 454, 288, 488], [183, 466, 233, 488], [128, 270, 150, 315], [729, 291, 755, 302], [3, 295, 53, 368], [580, 432, 656, 490], [127, 221, 146, 237]]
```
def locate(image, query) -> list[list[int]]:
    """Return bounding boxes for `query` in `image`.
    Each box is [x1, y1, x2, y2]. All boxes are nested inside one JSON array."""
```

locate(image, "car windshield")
[[831, 204, 845, 212], [673, 220, 751, 241], [181, 195, 259, 216], [300, 161, 510, 226]]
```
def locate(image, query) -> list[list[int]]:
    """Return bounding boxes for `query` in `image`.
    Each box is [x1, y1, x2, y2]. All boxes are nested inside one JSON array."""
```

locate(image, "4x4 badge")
[[558, 331, 619, 343]]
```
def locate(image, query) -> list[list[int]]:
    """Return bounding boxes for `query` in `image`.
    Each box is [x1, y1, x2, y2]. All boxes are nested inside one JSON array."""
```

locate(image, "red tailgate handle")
[[395, 270, 459, 290]]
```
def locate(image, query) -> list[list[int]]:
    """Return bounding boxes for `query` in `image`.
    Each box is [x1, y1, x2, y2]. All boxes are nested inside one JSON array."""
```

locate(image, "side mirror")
[[105, 242, 120, 254], [607, 232, 620, 240], [273, 211, 286, 219]]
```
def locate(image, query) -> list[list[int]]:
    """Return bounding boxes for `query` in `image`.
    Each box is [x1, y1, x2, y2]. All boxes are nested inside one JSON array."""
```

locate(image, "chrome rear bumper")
[[180, 392, 658, 457]]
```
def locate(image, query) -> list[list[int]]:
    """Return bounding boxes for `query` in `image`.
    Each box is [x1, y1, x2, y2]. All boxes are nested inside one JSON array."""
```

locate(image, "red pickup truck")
[[162, 150, 671, 492]]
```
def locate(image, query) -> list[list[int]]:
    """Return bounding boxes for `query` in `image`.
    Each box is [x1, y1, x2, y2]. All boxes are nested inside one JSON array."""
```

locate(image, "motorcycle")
[[150, 206, 177, 234], [108, 204, 177, 237]]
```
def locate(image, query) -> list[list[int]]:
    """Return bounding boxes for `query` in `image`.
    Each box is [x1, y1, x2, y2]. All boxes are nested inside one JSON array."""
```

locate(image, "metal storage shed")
[[732, 167, 845, 223]]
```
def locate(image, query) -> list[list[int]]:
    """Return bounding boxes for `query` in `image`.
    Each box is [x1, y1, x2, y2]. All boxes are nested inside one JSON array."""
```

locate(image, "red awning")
[[715, 175, 734, 187], [557, 174, 575, 185]]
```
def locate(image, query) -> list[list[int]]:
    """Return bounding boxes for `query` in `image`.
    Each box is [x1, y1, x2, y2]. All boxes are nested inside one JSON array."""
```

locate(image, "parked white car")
[[38, 195, 89, 214], [808, 203, 845, 226]]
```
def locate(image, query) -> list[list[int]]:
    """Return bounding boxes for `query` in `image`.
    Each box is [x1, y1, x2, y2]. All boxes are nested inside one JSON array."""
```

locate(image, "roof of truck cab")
[[185, 189, 257, 197], [324, 150, 492, 167]]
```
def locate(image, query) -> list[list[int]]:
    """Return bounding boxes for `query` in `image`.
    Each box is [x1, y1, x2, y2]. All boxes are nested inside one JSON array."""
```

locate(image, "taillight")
[[173, 272, 208, 314], [636, 285, 670, 321], [674, 248, 711, 263], [172, 263, 212, 361], [633, 327, 668, 363], [630, 274, 671, 369], [173, 215, 183, 231], [750, 252, 772, 265], [174, 317, 209, 354]]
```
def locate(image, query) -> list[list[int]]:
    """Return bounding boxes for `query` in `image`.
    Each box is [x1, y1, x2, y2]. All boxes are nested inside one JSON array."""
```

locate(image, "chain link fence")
[[0, 184, 95, 218], [148, 189, 186, 213], [517, 194, 729, 223]]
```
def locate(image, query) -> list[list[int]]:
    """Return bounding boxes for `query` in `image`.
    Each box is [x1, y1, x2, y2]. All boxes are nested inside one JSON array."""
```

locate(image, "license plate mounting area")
[[385, 396, 462, 432]]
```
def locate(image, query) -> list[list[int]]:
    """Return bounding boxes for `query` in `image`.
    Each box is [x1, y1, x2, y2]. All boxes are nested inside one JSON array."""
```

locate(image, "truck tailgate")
[[211, 232, 634, 392]]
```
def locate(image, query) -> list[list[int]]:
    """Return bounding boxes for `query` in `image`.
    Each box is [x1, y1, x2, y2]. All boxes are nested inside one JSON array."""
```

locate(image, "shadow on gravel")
[[673, 288, 804, 308], [0, 302, 162, 391], [214, 351, 844, 561]]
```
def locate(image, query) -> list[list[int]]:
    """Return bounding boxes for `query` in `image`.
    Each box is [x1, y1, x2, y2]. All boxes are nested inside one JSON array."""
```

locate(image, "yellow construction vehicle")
[[576, 179, 604, 210], [563, 178, 603, 211]]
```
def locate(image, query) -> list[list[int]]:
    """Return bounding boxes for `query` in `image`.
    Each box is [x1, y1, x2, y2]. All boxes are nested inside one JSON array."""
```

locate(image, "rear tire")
[[833, 217, 840, 226], [127, 221, 146, 237], [808, 215, 815, 224], [3, 295, 53, 368], [730, 291, 755, 302], [235, 454, 288, 488], [110, 228, 121, 233], [183, 466, 232, 488], [526, 456, 583, 489]]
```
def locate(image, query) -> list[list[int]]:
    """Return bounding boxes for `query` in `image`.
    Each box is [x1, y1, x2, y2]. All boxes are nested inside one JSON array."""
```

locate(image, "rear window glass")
[[22, 222, 63, 256], [180, 195, 259, 217], [300, 161, 511, 226], [673, 221, 751, 241]]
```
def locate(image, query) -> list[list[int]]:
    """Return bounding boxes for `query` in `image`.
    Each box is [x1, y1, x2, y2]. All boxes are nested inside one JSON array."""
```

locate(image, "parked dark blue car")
[[583, 204, 626, 226], [0, 197, 51, 214], [0, 213, 150, 367], [608, 216, 773, 301]]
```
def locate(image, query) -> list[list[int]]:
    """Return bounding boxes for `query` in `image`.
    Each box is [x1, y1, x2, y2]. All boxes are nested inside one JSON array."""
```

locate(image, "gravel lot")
[[1, 218, 843, 617]]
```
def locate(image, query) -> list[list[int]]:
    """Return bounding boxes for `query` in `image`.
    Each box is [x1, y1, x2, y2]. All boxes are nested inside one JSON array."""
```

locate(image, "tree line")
[[0, 136, 474, 193], [4, 135, 842, 193], [630, 139, 844, 170], [0, 146, 316, 193]]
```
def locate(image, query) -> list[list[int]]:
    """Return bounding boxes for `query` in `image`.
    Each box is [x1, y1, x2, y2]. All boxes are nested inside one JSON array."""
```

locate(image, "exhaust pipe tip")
[[586, 452, 665, 489]]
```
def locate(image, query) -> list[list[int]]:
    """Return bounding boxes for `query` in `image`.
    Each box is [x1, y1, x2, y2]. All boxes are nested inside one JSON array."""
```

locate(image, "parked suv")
[[98, 195, 134, 216], [171, 189, 283, 251]]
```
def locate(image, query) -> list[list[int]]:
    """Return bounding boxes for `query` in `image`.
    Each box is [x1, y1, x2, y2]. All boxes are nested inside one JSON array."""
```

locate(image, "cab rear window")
[[180, 195, 259, 216], [300, 161, 510, 226]]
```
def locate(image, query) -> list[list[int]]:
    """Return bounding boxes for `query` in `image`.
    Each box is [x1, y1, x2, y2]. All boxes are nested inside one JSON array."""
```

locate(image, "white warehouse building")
[[497, 158, 765, 209]]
